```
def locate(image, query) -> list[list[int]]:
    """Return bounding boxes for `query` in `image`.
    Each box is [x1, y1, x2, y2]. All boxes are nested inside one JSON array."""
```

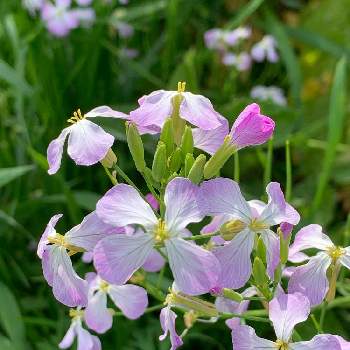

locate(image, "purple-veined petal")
[[47, 127, 71, 175], [165, 237, 220, 295], [164, 177, 203, 233], [339, 247, 350, 270], [67, 119, 114, 166], [200, 214, 231, 246], [85, 105, 129, 120], [66, 211, 118, 251], [37, 214, 63, 258], [145, 193, 159, 211], [199, 178, 251, 222], [93, 233, 154, 285], [259, 182, 300, 226], [290, 334, 342, 350], [231, 324, 276, 349], [82, 251, 93, 263], [142, 249, 166, 272], [96, 184, 157, 228], [192, 115, 229, 155], [59, 322, 76, 349], [261, 229, 280, 278], [269, 292, 310, 342], [289, 251, 310, 264], [108, 284, 148, 319], [180, 92, 222, 130], [280, 222, 294, 239], [159, 306, 183, 350], [289, 225, 334, 257], [76, 324, 100, 350], [84, 290, 112, 334], [288, 253, 332, 306]]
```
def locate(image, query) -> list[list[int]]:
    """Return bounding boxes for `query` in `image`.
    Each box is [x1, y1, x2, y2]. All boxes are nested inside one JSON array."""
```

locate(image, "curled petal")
[[85, 105, 129, 120], [59, 322, 76, 349], [159, 307, 183, 350]]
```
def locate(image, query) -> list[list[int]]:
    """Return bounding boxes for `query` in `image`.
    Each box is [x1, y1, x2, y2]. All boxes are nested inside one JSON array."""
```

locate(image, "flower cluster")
[[39, 82, 349, 349]]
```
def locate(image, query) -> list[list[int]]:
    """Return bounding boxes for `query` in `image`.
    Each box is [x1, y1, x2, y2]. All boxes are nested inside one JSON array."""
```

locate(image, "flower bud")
[[184, 153, 195, 176], [100, 148, 117, 168], [219, 220, 246, 241], [181, 126, 194, 158], [222, 288, 243, 302], [160, 118, 174, 156], [255, 237, 267, 264], [188, 154, 206, 184], [278, 227, 290, 265], [184, 310, 197, 329], [126, 122, 146, 172], [169, 147, 182, 173], [171, 90, 186, 145], [252, 257, 269, 287], [152, 141, 168, 182]]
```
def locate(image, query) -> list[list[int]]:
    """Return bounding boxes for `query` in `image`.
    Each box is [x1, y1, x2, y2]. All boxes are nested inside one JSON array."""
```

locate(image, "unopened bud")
[[100, 148, 117, 168], [152, 142, 168, 182], [220, 220, 246, 241], [127, 123, 146, 172], [171, 90, 186, 145], [188, 154, 206, 184], [160, 118, 175, 156], [181, 126, 194, 158], [169, 147, 182, 173], [184, 153, 195, 176], [256, 237, 267, 264], [253, 257, 269, 287], [222, 288, 243, 302], [278, 227, 290, 265]]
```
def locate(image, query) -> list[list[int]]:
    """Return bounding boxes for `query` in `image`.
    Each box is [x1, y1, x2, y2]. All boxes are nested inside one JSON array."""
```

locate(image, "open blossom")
[[94, 177, 220, 295], [37, 212, 116, 306], [47, 106, 128, 174], [84, 273, 148, 333], [59, 308, 101, 350], [250, 85, 287, 106], [251, 35, 279, 63], [222, 52, 251, 71], [288, 224, 350, 306], [199, 178, 299, 289], [232, 291, 343, 349]]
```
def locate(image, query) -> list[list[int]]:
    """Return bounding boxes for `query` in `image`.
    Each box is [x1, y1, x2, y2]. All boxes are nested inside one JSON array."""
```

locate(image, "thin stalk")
[[219, 312, 270, 323], [234, 152, 240, 182], [243, 296, 266, 302], [183, 232, 220, 241], [319, 301, 328, 333], [263, 138, 274, 188], [113, 163, 138, 189], [142, 172, 160, 201], [102, 164, 117, 185], [310, 314, 321, 333], [285, 140, 292, 202], [114, 304, 163, 317]]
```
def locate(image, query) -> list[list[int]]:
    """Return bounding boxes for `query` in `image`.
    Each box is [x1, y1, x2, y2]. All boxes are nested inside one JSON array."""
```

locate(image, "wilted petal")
[[269, 292, 310, 342], [164, 177, 203, 233], [85, 105, 129, 120], [213, 229, 255, 289], [67, 119, 114, 166], [59, 322, 76, 349], [288, 253, 332, 306], [93, 233, 154, 285], [108, 284, 148, 319], [231, 324, 276, 350], [261, 230, 280, 278], [180, 92, 222, 130], [47, 127, 71, 175], [165, 237, 220, 295], [199, 178, 251, 222], [159, 307, 183, 350], [142, 249, 166, 272], [290, 334, 342, 350], [96, 184, 157, 228]]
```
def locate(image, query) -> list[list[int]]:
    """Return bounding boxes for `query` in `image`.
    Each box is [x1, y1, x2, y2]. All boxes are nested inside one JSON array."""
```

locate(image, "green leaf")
[[0, 165, 34, 188]]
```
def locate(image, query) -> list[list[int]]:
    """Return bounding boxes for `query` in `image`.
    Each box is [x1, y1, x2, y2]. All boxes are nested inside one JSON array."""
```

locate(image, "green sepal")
[[188, 154, 206, 184], [126, 123, 146, 172]]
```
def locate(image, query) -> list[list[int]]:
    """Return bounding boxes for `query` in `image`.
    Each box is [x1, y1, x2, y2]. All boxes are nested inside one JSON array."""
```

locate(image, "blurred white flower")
[[222, 52, 251, 71], [251, 35, 279, 63], [250, 85, 287, 106]]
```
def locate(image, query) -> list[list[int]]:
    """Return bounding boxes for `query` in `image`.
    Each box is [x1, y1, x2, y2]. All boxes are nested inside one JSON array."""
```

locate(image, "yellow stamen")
[[249, 218, 269, 233], [69, 308, 84, 320], [99, 280, 110, 292], [154, 219, 169, 244], [67, 108, 85, 124], [47, 233, 85, 255], [275, 339, 289, 350], [177, 81, 186, 93], [327, 246, 345, 263]]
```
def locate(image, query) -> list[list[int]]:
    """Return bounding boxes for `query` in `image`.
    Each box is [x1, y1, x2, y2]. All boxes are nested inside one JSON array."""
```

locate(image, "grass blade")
[[0, 165, 34, 188]]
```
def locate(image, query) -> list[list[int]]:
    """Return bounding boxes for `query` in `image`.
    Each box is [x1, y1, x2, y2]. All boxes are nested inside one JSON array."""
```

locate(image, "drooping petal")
[[199, 178, 251, 222], [108, 284, 148, 319], [192, 115, 229, 155], [289, 225, 334, 257], [159, 307, 183, 350], [269, 292, 310, 342], [37, 214, 63, 258], [339, 247, 350, 270], [180, 92, 222, 130], [76, 324, 101, 350], [164, 177, 203, 233], [84, 290, 112, 334], [213, 229, 255, 289], [47, 127, 71, 174], [65, 211, 118, 251], [229, 103, 275, 150], [165, 238, 220, 295], [288, 253, 332, 306], [59, 322, 76, 349], [142, 249, 166, 272], [259, 182, 300, 226], [231, 324, 276, 350], [85, 105, 129, 120], [67, 119, 114, 166], [260, 229, 280, 278], [290, 334, 342, 350], [93, 233, 154, 285], [96, 184, 157, 229]]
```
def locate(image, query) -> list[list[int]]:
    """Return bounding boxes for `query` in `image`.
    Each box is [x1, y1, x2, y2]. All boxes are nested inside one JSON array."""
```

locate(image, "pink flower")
[[251, 35, 279, 63], [47, 106, 128, 174], [94, 177, 220, 295], [199, 178, 299, 289]]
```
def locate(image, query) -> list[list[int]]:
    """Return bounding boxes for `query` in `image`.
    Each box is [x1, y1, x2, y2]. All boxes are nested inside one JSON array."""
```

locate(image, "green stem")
[[183, 232, 220, 241], [113, 164, 138, 189], [310, 313, 321, 333], [319, 301, 328, 333], [219, 312, 270, 323], [243, 296, 266, 301], [263, 138, 274, 188], [142, 172, 160, 201], [102, 164, 117, 185], [114, 304, 163, 317], [234, 152, 240, 182], [285, 139, 292, 202]]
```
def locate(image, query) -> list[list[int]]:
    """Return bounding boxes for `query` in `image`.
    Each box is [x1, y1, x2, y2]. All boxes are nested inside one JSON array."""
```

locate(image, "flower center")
[[67, 109, 85, 124], [154, 219, 169, 244], [47, 233, 85, 255], [275, 339, 289, 350], [249, 218, 269, 233], [220, 219, 246, 240], [177, 81, 186, 93], [99, 280, 110, 292], [69, 308, 84, 320], [327, 246, 345, 263]]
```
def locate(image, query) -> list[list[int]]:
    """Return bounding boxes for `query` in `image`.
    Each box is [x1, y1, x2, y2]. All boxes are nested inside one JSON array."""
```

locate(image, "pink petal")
[[76, 325, 100, 350], [159, 307, 183, 350], [67, 119, 114, 166], [59, 322, 76, 349], [269, 292, 310, 342], [292, 335, 342, 350], [108, 284, 148, 319], [47, 127, 71, 174], [164, 177, 203, 232], [339, 247, 350, 270], [85, 105, 129, 120], [96, 184, 157, 228], [261, 230, 280, 278], [165, 237, 220, 295], [231, 324, 276, 349], [334, 336, 350, 350], [93, 233, 154, 285], [145, 193, 159, 211], [142, 249, 166, 272]]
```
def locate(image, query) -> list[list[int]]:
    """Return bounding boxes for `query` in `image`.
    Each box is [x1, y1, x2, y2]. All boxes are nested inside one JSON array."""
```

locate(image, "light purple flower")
[[47, 106, 128, 174], [59, 308, 101, 350], [250, 85, 287, 106], [84, 274, 148, 333], [38, 212, 116, 306], [251, 35, 279, 63], [116, 21, 134, 38], [129, 87, 222, 134], [224, 26, 251, 47], [222, 52, 252, 71], [288, 224, 350, 306], [119, 47, 139, 59], [159, 306, 183, 350], [232, 291, 342, 350], [199, 178, 299, 289], [204, 28, 225, 51], [94, 177, 220, 295]]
